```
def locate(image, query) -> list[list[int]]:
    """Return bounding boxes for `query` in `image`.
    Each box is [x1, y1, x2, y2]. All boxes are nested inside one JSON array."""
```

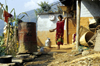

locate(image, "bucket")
[[80, 26, 90, 38], [80, 31, 94, 46], [18, 22, 37, 54]]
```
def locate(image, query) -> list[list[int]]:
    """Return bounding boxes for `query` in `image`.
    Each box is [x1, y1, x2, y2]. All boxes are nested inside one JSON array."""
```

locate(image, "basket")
[[80, 26, 90, 38], [80, 31, 94, 46]]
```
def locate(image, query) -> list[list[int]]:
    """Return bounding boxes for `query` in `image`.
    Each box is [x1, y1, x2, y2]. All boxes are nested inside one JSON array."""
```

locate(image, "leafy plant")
[[9, 8, 30, 55], [34, 8, 43, 16], [34, 1, 53, 15], [0, 2, 30, 55], [10, 8, 30, 25], [38, 1, 52, 12], [0, 34, 6, 56]]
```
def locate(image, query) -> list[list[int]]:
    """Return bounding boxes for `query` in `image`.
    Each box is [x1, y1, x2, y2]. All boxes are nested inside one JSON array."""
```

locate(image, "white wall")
[[37, 14, 71, 31], [38, 1, 100, 31], [81, 1, 100, 17]]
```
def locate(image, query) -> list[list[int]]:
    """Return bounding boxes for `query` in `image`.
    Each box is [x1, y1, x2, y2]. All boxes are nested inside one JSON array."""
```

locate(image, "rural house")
[[37, 0, 100, 47]]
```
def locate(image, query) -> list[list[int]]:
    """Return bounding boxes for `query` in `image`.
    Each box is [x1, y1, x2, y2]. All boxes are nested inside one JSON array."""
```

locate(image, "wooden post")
[[66, 12, 68, 44], [76, 0, 81, 50]]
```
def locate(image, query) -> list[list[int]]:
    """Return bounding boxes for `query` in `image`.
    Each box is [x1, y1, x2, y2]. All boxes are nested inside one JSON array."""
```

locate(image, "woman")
[[50, 15, 66, 49]]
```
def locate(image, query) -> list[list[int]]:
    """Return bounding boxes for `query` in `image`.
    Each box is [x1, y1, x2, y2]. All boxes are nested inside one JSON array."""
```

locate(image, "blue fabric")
[[12, 22, 18, 26], [10, 23, 13, 26]]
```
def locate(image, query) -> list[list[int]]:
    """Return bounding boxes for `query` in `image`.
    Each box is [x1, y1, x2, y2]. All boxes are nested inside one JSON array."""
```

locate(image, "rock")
[[12, 58, 23, 63], [16, 54, 30, 58], [82, 50, 90, 56], [48, 52, 57, 55], [0, 63, 15, 66], [38, 47, 51, 54], [33, 52, 42, 56]]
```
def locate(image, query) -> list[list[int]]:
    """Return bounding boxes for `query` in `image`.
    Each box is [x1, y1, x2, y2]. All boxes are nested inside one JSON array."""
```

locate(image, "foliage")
[[34, 8, 43, 16], [0, 34, 6, 56], [38, 1, 52, 12], [57, 6, 63, 13], [34, 1, 53, 15], [10, 8, 30, 25], [0, 2, 30, 55]]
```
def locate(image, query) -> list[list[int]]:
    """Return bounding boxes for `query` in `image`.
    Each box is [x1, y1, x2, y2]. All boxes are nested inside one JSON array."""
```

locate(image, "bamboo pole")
[[6, 18, 11, 54], [66, 12, 68, 44], [14, 22, 17, 45], [76, 0, 81, 50]]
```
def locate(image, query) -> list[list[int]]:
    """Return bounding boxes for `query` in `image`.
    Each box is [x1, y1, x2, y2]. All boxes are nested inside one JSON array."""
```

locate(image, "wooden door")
[[67, 17, 76, 44]]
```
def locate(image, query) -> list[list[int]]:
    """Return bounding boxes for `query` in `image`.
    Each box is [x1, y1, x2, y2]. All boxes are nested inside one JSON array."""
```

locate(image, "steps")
[[0, 54, 36, 66]]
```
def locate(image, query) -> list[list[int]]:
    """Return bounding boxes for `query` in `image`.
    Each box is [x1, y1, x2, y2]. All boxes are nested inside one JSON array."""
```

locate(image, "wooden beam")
[[66, 13, 68, 44], [76, 0, 81, 50]]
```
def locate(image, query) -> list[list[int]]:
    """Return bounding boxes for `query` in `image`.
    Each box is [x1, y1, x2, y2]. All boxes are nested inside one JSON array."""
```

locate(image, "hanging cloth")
[[3, 10, 12, 23]]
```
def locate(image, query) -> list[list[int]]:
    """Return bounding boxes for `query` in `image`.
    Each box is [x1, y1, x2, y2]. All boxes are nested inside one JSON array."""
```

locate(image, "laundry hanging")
[[3, 10, 12, 23]]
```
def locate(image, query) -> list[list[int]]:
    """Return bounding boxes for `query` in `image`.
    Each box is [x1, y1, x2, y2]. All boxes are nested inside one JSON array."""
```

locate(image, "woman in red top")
[[50, 15, 66, 49]]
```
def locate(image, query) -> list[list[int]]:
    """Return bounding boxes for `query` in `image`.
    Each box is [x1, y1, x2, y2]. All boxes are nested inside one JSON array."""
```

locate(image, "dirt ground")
[[24, 46, 100, 66]]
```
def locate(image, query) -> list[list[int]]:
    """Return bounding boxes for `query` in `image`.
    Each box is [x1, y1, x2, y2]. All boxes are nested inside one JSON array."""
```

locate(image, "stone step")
[[12, 58, 23, 63], [12, 55, 35, 63], [16, 54, 30, 58], [0, 63, 15, 66]]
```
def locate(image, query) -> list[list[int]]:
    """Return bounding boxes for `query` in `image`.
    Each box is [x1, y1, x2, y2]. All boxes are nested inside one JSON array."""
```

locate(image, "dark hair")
[[58, 15, 63, 19]]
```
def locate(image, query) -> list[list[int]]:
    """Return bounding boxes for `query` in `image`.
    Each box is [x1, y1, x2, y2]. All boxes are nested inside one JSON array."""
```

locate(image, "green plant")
[[0, 34, 6, 56], [10, 8, 30, 25], [38, 1, 52, 12], [34, 8, 43, 15], [9, 8, 30, 55], [34, 1, 53, 15], [0, 2, 30, 55]]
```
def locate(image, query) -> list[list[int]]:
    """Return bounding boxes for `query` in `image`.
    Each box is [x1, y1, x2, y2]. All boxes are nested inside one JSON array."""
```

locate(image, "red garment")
[[3, 10, 12, 23], [56, 20, 65, 45], [73, 33, 76, 43]]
